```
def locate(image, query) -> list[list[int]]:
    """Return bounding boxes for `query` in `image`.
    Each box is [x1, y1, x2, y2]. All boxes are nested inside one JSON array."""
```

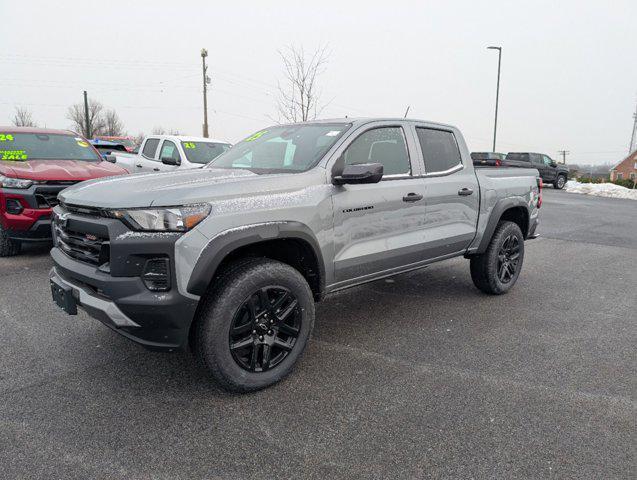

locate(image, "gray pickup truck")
[[49, 118, 541, 392]]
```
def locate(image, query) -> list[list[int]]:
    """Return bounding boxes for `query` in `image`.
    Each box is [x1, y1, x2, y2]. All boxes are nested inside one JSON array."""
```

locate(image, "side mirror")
[[550, 161, 558, 168], [104, 154, 117, 163], [161, 156, 180, 166], [333, 163, 384, 185]]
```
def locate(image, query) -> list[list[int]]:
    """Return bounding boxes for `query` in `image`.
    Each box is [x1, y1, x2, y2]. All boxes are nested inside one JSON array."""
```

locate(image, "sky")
[[2, 0, 635, 166]]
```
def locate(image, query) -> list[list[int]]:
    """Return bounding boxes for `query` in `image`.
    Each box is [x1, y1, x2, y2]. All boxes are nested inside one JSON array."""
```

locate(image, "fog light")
[[141, 258, 171, 292], [6, 199, 23, 215]]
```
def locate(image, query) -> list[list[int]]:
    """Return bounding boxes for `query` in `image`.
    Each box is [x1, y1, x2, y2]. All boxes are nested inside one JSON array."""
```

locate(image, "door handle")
[[403, 193, 423, 202], [458, 188, 473, 196], [153, 168, 160, 171], [136, 164, 143, 168]]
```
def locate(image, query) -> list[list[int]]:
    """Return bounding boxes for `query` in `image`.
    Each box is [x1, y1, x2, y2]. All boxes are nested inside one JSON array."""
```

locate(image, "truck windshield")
[[181, 141, 231, 164], [0, 133, 101, 162], [208, 123, 351, 173]]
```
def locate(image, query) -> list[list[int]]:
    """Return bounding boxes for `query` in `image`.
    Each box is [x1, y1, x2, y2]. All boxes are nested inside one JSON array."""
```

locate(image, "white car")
[[114, 135, 231, 173]]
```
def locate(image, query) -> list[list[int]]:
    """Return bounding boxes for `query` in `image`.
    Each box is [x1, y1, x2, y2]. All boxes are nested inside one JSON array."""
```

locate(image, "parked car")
[[112, 135, 231, 173], [504, 152, 569, 189], [0, 127, 128, 256], [89, 139, 128, 159], [471, 152, 505, 166], [49, 118, 541, 392], [95, 135, 137, 152]]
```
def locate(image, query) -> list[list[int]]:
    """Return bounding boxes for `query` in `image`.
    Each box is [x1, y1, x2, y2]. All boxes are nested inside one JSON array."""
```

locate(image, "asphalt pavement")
[[0, 188, 635, 479]]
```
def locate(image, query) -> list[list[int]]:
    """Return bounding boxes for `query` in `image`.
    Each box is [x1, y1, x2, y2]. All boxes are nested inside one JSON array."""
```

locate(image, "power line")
[[557, 150, 570, 164]]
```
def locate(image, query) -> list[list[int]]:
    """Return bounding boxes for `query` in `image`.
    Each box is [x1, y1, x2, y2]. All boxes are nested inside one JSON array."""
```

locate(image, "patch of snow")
[[565, 181, 637, 200]]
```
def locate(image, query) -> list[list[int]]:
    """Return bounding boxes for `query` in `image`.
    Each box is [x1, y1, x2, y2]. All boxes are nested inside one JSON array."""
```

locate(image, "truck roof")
[[145, 134, 230, 144], [0, 126, 77, 136], [274, 117, 457, 130]]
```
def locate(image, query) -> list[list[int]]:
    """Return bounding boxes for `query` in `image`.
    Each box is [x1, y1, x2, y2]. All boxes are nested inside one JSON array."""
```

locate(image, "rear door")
[[530, 153, 548, 181], [331, 123, 427, 284], [138, 138, 161, 172], [414, 125, 479, 257]]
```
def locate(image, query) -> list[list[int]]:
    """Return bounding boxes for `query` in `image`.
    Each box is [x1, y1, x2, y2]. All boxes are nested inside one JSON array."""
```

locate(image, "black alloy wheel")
[[229, 286, 301, 372], [496, 234, 521, 284]]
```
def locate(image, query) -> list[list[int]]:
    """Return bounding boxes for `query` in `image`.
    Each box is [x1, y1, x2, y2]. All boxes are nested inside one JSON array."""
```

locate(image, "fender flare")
[[186, 221, 325, 296], [476, 197, 530, 254]]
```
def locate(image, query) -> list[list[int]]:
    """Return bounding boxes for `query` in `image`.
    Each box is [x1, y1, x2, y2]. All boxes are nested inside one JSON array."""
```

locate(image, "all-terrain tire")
[[0, 224, 20, 257], [470, 221, 524, 295], [193, 258, 315, 392], [554, 174, 566, 190]]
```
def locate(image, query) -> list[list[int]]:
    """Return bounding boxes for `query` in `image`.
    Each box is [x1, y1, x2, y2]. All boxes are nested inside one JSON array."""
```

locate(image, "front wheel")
[[193, 258, 315, 392], [470, 221, 525, 295], [554, 175, 566, 190]]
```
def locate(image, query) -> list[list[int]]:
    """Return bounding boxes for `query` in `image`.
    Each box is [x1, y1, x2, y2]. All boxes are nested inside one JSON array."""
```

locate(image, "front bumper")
[[49, 206, 200, 351]]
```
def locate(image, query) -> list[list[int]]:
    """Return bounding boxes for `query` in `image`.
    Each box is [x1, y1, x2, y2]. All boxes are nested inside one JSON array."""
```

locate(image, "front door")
[[331, 125, 427, 284], [155, 140, 181, 172], [414, 126, 479, 257]]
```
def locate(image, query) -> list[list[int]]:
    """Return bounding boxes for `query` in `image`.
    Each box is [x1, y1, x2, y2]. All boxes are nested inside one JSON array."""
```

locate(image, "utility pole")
[[487, 46, 502, 152], [83, 90, 91, 138], [201, 48, 209, 138], [557, 150, 570, 164], [629, 101, 637, 153]]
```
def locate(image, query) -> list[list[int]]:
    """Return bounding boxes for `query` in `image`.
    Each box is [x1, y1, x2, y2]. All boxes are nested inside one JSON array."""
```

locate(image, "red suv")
[[0, 127, 128, 256]]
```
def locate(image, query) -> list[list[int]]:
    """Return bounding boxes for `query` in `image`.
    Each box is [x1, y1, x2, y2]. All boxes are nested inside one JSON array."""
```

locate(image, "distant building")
[[610, 150, 637, 181]]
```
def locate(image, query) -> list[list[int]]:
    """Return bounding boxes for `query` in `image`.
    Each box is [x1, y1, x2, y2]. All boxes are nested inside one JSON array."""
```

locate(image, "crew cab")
[[112, 135, 231, 173], [49, 118, 541, 392], [0, 127, 127, 256], [504, 152, 569, 189]]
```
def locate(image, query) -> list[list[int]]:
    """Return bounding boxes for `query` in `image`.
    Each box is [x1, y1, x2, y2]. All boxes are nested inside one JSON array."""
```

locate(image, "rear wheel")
[[470, 221, 524, 295], [554, 174, 566, 190], [0, 224, 21, 257], [193, 258, 315, 392]]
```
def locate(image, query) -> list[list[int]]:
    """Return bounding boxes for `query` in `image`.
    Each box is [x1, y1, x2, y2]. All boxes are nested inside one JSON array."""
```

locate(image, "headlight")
[[107, 204, 211, 232], [0, 175, 33, 189]]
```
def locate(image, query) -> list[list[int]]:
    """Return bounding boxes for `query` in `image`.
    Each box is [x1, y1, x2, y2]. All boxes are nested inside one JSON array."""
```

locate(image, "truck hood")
[[58, 167, 321, 209], [0, 159, 126, 181]]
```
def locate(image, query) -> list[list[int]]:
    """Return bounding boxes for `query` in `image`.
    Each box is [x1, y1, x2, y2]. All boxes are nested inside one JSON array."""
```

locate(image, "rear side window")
[[506, 153, 530, 162], [416, 128, 462, 173], [142, 139, 160, 159], [344, 127, 411, 176]]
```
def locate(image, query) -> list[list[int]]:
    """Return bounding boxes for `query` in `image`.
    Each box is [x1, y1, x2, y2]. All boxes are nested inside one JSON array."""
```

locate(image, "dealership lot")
[[0, 189, 635, 479]]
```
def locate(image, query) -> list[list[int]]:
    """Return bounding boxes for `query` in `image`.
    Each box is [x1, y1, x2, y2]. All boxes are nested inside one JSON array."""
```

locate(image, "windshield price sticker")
[[77, 140, 89, 147], [0, 134, 15, 142], [1, 150, 28, 161], [183, 142, 196, 149], [245, 130, 267, 142], [325, 130, 341, 137]]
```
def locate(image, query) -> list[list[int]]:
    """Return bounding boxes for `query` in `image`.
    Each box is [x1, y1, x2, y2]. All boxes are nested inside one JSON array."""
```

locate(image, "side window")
[[416, 128, 462, 174], [141, 138, 160, 159], [159, 140, 180, 163], [531, 154, 544, 165], [542, 155, 553, 166], [343, 127, 410, 176]]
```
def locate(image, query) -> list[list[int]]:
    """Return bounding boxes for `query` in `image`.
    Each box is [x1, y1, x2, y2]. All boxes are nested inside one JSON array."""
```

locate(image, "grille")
[[35, 182, 79, 208], [54, 220, 109, 266]]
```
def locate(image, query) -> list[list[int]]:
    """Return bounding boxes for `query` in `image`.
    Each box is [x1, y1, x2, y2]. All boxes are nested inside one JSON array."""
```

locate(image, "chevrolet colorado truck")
[[0, 127, 127, 256], [504, 152, 569, 189], [112, 135, 231, 173], [49, 118, 541, 392]]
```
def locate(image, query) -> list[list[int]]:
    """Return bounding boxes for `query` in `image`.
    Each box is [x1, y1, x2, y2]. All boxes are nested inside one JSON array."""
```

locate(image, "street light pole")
[[201, 48, 209, 138], [487, 46, 502, 152]]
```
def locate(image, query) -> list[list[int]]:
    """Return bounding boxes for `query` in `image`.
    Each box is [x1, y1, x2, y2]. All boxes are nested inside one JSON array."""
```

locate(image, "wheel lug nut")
[[270, 319, 274, 324], [268, 330, 273, 335], [259, 335, 264, 341], [252, 330, 256, 334]]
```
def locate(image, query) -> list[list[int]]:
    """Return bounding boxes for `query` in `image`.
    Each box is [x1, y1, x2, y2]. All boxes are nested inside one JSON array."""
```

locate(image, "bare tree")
[[103, 109, 125, 136], [273, 45, 329, 123], [151, 126, 166, 135], [12, 107, 37, 127], [67, 100, 106, 137], [168, 129, 181, 135], [133, 132, 145, 146]]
